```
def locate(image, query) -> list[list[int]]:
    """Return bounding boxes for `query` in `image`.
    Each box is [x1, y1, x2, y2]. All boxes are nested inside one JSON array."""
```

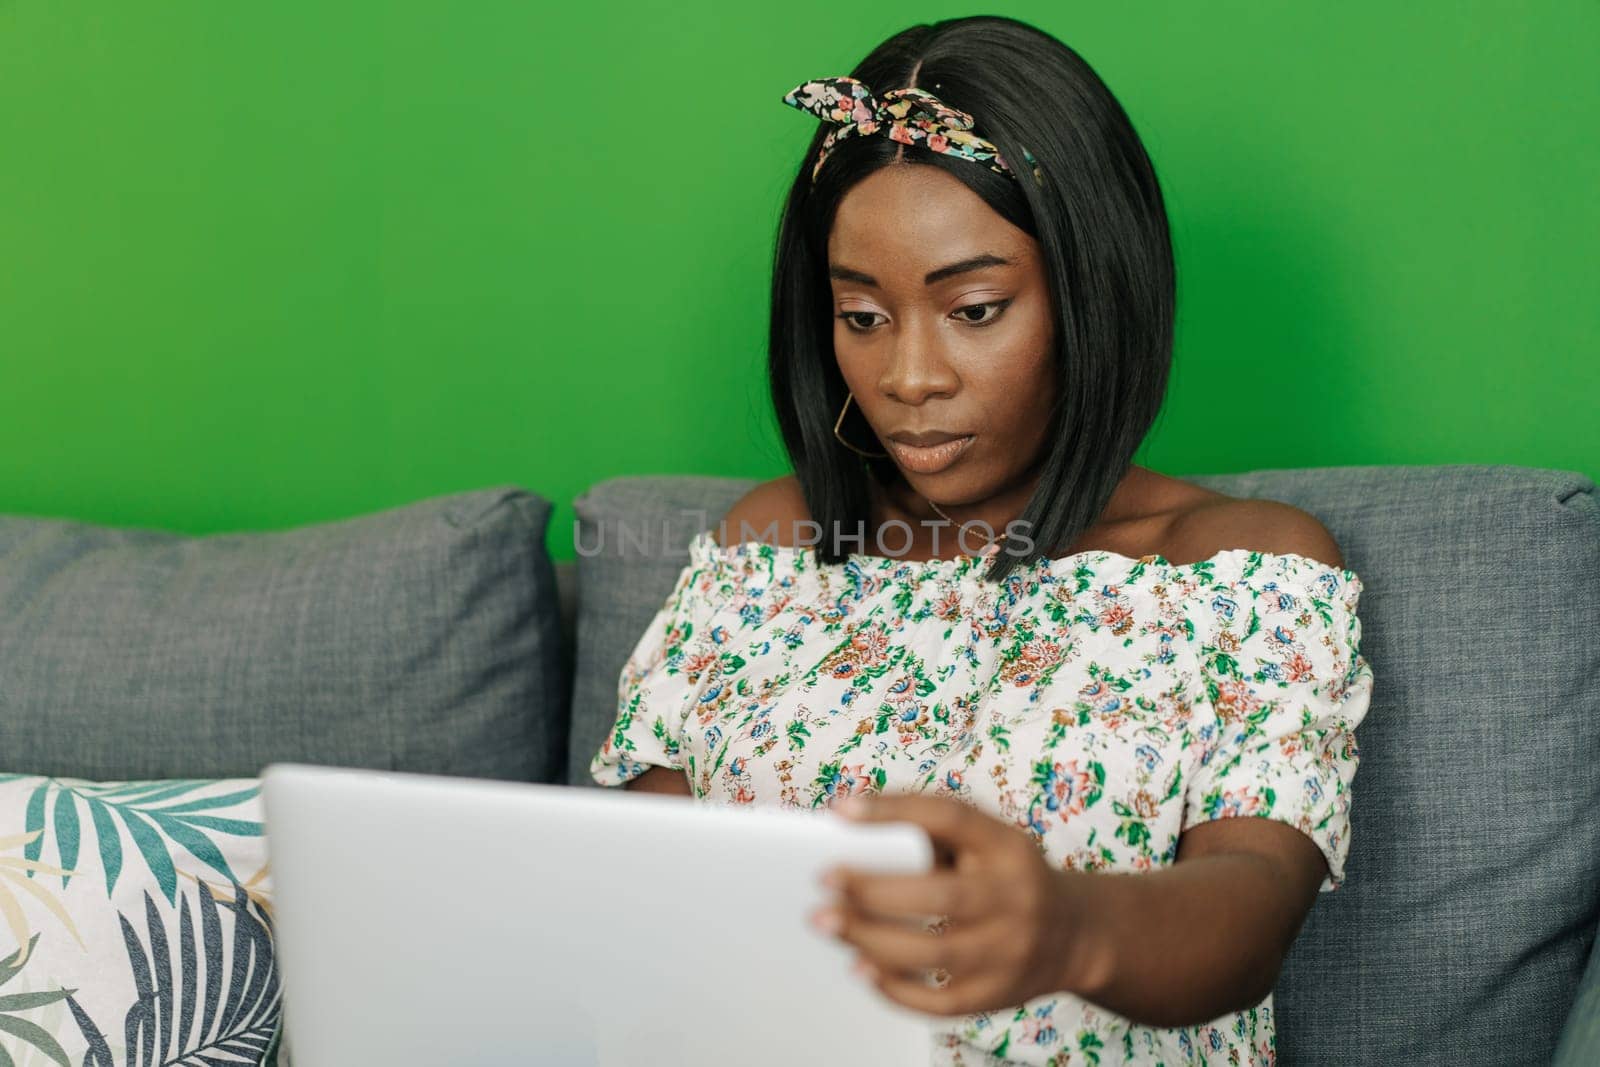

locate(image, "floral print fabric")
[[781, 75, 1043, 187], [591, 530, 1374, 1065]]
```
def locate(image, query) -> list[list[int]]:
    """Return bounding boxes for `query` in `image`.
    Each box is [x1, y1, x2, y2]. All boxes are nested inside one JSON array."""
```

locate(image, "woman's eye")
[[836, 300, 1011, 333], [954, 299, 1011, 326], [836, 311, 883, 332]]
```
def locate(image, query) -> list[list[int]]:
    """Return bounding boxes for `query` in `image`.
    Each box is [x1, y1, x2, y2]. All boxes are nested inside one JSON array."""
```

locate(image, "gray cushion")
[[567, 475, 750, 788], [1177, 464, 1599, 1065], [555, 558, 577, 717], [566, 464, 1600, 1066], [0, 486, 565, 783]]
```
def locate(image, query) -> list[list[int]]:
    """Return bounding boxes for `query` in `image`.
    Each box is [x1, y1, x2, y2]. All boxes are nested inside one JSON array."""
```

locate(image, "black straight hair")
[[768, 15, 1176, 582]]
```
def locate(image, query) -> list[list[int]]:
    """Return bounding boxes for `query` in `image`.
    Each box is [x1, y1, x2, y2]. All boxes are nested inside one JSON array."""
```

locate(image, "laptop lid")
[[262, 763, 938, 1066]]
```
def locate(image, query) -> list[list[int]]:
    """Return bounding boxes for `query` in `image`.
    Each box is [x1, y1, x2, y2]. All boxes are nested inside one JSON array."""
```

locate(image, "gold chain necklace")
[[924, 497, 1007, 558]]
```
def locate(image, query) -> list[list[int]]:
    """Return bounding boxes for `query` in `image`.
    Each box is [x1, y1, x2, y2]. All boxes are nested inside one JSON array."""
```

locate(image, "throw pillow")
[[0, 774, 285, 1066], [0, 485, 565, 783]]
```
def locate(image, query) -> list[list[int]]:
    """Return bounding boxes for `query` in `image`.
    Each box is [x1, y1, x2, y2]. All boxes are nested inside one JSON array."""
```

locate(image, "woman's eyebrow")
[[828, 252, 1014, 288]]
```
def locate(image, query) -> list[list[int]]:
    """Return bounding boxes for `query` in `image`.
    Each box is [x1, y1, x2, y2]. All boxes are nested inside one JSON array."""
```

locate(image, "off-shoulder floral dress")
[[591, 530, 1374, 1066]]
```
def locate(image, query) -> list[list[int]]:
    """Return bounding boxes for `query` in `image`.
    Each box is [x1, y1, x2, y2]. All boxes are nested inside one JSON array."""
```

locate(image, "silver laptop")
[[262, 763, 937, 1066]]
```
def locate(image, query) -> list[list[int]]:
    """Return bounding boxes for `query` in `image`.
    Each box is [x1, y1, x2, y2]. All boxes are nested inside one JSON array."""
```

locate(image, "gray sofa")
[[2, 463, 1596, 1065]]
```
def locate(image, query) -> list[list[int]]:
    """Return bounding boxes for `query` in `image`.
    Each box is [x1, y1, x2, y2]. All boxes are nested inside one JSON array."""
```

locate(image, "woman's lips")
[[886, 434, 975, 475]]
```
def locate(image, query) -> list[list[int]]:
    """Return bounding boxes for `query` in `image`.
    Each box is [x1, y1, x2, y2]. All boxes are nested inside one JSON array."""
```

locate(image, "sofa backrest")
[[564, 463, 1600, 1067]]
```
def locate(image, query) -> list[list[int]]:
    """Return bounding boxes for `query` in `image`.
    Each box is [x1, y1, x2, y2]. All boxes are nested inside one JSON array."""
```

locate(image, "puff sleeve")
[[1180, 550, 1374, 893], [588, 535, 728, 788]]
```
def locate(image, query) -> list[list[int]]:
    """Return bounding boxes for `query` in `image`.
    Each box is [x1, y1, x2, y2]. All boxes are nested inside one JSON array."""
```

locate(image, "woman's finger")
[[828, 868, 989, 923], [835, 793, 1006, 858], [869, 964, 1013, 1018], [832, 911, 1007, 980]]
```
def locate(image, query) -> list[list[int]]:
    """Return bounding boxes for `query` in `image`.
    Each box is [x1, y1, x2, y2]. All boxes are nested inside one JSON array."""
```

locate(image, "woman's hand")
[[812, 792, 1105, 1017]]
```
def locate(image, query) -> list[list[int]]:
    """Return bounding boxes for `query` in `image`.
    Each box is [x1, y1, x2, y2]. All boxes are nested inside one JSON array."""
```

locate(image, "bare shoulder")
[[1170, 494, 1346, 570], [715, 474, 812, 548]]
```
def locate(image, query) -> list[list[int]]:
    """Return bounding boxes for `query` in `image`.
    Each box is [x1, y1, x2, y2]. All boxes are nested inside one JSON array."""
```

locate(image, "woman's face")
[[827, 164, 1057, 510]]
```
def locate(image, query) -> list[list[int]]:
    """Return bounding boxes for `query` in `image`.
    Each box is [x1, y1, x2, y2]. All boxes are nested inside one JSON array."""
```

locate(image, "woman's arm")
[[624, 765, 693, 796], [1061, 814, 1325, 1026], [817, 794, 1324, 1029]]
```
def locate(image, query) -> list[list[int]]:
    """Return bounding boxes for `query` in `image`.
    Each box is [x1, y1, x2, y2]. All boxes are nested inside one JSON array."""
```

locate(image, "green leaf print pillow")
[[0, 774, 286, 1066]]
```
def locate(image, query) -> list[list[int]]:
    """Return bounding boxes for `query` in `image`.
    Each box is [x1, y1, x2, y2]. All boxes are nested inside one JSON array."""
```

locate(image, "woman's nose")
[[877, 324, 958, 406]]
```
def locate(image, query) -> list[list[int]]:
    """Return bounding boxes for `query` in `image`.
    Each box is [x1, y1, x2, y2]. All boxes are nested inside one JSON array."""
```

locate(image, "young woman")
[[591, 15, 1373, 1066]]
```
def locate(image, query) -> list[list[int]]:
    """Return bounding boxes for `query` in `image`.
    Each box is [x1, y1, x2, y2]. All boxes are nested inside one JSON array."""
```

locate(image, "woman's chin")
[[895, 468, 989, 510]]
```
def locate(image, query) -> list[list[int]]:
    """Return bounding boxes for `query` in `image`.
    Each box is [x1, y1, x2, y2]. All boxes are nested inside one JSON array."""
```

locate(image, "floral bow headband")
[[781, 75, 1041, 187]]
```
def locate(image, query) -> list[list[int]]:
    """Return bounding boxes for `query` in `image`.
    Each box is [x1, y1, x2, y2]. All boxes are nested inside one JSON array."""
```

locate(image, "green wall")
[[2, 3, 1595, 559]]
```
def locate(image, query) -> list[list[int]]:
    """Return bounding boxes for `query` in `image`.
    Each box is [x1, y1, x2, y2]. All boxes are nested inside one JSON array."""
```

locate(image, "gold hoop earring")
[[832, 391, 889, 458]]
